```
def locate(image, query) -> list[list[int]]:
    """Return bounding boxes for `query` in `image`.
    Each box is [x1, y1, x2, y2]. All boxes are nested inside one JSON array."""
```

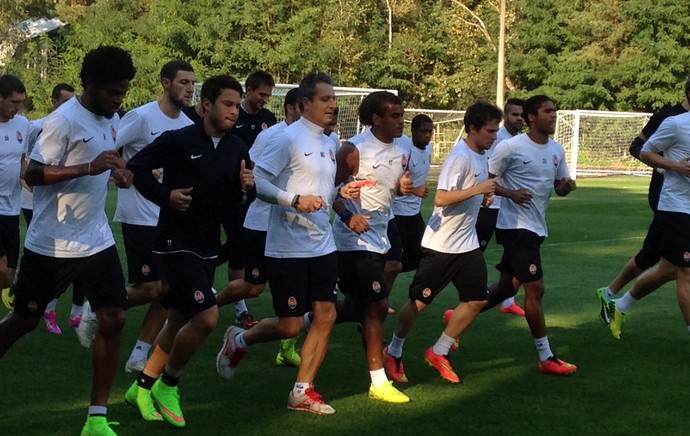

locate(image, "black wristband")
[[291, 194, 301, 208], [338, 209, 353, 223]]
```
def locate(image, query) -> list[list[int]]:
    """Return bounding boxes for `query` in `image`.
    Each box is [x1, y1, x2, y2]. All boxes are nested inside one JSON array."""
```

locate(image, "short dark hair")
[[80, 46, 136, 89], [411, 114, 433, 131], [51, 83, 75, 100], [245, 70, 275, 91], [464, 100, 503, 133], [0, 74, 26, 98], [298, 72, 333, 102], [200, 75, 243, 105], [358, 91, 403, 126], [283, 87, 300, 114], [522, 95, 555, 127], [504, 98, 524, 111], [333, 106, 340, 117], [160, 59, 194, 81]]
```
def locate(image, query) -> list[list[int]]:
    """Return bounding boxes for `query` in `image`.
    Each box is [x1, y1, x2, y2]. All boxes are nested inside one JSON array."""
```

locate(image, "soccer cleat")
[[499, 302, 525, 316], [125, 356, 148, 373], [151, 379, 185, 427], [42, 310, 62, 334], [442, 309, 460, 351], [69, 314, 82, 329], [609, 302, 624, 340], [80, 416, 119, 436], [538, 355, 577, 375], [287, 387, 336, 414], [424, 347, 461, 383], [216, 325, 247, 380], [76, 301, 98, 349], [596, 287, 614, 325], [368, 380, 410, 403], [236, 311, 258, 328], [1, 287, 14, 310], [124, 381, 138, 407], [383, 346, 408, 383], [275, 337, 301, 367]]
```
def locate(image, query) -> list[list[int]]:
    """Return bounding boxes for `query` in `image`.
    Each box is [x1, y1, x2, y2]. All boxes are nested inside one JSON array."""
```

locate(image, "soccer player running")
[[0, 75, 29, 311], [114, 60, 195, 373], [332, 91, 414, 403], [383, 101, 500, 384], [482, 94, 577, 375], [596, 76, 690, 332], [0, 46, 136, 436], [126, 75, 252, 428], [605, 111, 690, 339]]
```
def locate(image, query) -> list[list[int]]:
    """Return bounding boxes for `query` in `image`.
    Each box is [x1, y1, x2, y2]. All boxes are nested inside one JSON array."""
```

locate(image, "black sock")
[[137, 372, 157, 389], [161, 369, 180, 387]]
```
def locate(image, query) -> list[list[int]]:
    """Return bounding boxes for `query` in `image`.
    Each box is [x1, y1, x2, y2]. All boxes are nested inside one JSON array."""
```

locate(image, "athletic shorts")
[[159, 252, 217, 319], [121, 223, 162, 284], [12, 246, 127, 317], [475, 207, 499, 251], [495, 228, 545, 283], [384, 217, 403, 262], [267, 253, 338, 317], [634, 212, 663, 270], [242, 228, 268, 284], [409, 248, 489, 304], [0, 214, 20, 269], [657, 211, 690, 267], [395, 213, 426, 272], [220, 203, 246, 270], [337, 250, 388, 302]]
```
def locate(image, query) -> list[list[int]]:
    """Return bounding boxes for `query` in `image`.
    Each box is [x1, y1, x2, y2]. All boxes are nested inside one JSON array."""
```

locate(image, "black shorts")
[[634, 213, 663, 270], [384, 217, 403, 262], [395, 213, 426, 272], [121, 223, 162, 284], [475, 207, 499, 251], [220, 204, 246, 270], [337, 250, 388, 302], [657, 211, 690, 267], [242, 228, 268, 284], [267, 253, 338, 317], [495, 228, 545, 283], [0, 214, 20, 269], [12, 246, 127, 317], [159, 252, 217, 318], [409, 248, 489, 304]]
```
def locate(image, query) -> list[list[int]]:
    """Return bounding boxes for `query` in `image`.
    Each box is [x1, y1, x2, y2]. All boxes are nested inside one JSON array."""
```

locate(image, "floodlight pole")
[[496, 0, 506, 108]]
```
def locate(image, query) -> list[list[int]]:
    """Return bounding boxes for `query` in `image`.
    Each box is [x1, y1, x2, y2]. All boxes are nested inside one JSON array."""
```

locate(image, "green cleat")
[[124, 381, 137, 407], [1, 287, 14, 311], [596, 287, 613, 325], [609, 301, 624, 340], [80, 416, 119, 436], [368, 380, 410, 403], [276, 338, 301, 367], [151, 379, 185, 427], [126, 380, 163, 422]]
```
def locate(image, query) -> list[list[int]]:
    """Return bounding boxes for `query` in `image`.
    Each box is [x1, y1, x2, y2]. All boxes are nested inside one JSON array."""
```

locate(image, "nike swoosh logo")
[[373, 164, 382, 169], [151, 131, 161, 136], [523, 160, 532, 164], [412, 163, 418, 167], [304, 152, 313, 156], [158, 404, 185, 423], [474, 173, 481, 177], [82, 137, 94, 143], [235, 125, 245, 128], [191, 154, 203, 159]]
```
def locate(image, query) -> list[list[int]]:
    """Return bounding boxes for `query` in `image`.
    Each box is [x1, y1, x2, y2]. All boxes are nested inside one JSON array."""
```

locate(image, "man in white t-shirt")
[[383, 101, 500, 384], [605, 112, 690, 339], [0, 74, 29, 306], [323, 106, 340, 146], [115, 60, 195, 375], [485, 94, 577, 376], [0, 46, 136, 436]]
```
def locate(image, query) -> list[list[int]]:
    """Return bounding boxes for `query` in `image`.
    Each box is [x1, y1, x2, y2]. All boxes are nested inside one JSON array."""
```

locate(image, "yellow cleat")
[[368, 381, 410, 403]]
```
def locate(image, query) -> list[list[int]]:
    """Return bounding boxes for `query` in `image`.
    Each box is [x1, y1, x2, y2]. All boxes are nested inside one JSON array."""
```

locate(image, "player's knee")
[[97, 308, 126, 337], [384, 261, 403, 278], [313, 303, 337, 327], [245, 283, 265, 298]]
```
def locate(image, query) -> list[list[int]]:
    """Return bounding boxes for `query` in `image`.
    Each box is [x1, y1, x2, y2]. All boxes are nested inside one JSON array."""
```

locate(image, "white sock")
[[370, 368, 388, 388], [387, 334, 405, 358], [70, 303, 83, 318], [615, 291, 638, 313], [45, 298, 58, 312], [534, 336, 553, 362], [501, 296, 515, 308], [130, 340, 151, 360], [604, 286, 616, 299], [235, 299, 248, 316], [303, 312, 312, 331], [234, 331, 248, 349], [292, 381, 310, 397], [88, 405, 107, 416], [432, 332, 456, 356]]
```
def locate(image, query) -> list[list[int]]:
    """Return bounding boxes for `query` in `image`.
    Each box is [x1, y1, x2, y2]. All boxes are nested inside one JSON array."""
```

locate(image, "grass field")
[[1, 176, 687, 436]]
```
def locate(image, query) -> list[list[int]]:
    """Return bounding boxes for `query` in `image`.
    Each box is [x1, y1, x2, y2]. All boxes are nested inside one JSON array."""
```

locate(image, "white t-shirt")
[[114, 101, 193, 226], [489, 133, 569, 237], [643, 112, 690, 214], [422, 140, 486, 253], [244, 121, 288, 232], [0, 114, 29, 216], [256, 117, 338, 258], [26, 97, 118, 258], [391, 134, 431, 216], [326, 131, 340, 148], [21, 117, 45, 211], [485, 126, 516, 210], [332, 129, 407, 254]]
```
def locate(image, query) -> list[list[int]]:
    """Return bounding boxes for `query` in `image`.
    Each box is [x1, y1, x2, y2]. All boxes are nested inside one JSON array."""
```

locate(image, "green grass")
[[1, 176, 687, 435]]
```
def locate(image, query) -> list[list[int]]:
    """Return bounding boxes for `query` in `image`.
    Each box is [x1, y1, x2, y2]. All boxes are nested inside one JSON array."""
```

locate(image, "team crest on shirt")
[[422, 288, 432, 298], [252, 268, 260, 278], [684, 252, 690, 262], [329, 149, 335, 163], [529, 264, 538, 275], [261, 123, 268, 130], [372, 281, 382, 293], [16, 130, 23, 144], [552, 154, 559, 166], [288, 296, 297, 309], [111, 125, 117, 143], [194, 290, 205, 303], [401, 154, 408, 169], [141, 264, 150, 276]]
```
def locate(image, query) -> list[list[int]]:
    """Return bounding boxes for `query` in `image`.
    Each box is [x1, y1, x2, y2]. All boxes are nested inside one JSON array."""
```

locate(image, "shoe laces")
[[304, 387, 324, 403]]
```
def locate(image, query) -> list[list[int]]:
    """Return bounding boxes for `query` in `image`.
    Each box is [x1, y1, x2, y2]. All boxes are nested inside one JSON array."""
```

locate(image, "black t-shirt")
[[181, 105, 202, 124], [231, 106, 277, 148]]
